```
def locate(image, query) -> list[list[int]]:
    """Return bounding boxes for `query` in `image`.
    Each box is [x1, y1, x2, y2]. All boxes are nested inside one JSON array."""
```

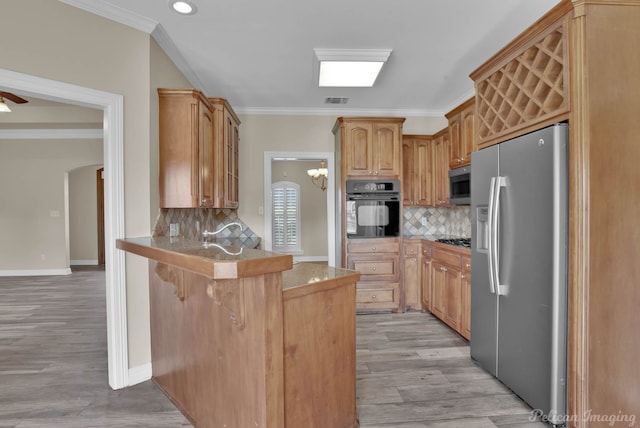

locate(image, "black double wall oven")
[[345, 179, 401, 239]]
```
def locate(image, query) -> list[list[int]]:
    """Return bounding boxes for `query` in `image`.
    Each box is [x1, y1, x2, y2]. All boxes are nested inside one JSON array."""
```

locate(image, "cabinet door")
[[345, 122, 373, 176], [421, 258, 432, 311], [460, 106, 475, 165], [199, 102, 215, 207], [431, 261, 447, 319], [224, 111, 239, 208], [460, 271, 471, 340], [433, 134, 450, 206], [403, 242, 421, 310], [415, 139, 433, 206], [401, 138, 414, 205], [373, 123, 401, 177], [444, 266, 461, 331], [448, 117, 462, 168]]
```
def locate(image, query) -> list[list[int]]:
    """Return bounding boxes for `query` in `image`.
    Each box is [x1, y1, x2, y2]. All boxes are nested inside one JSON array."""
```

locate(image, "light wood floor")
[[0, 269, 544, 427]]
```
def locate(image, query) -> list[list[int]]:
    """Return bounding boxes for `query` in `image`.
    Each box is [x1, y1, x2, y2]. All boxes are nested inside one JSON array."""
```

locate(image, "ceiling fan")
[[0, 91, 28, 112]]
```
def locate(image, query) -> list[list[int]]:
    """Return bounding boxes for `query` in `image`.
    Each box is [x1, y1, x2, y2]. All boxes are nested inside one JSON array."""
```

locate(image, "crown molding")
[[151, 25, 207, 91], [0, 128, 103, 140], [58, 0, 158, 33], [234, 106, 445, 117]]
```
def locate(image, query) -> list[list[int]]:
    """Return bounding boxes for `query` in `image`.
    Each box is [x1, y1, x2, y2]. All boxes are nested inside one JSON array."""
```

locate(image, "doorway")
[[263, 151, 336, 267], [0, 68, 128, 389]]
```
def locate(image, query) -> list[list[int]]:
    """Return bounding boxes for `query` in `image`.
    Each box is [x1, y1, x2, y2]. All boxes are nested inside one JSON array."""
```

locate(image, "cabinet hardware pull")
[[372, 294, 376, 299], [372, 247, 376, 251], [372, 267, 377, 271]]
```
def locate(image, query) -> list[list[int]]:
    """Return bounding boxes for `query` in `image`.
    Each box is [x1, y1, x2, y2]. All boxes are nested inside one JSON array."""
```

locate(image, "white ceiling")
[[46, 1, 559, 116]]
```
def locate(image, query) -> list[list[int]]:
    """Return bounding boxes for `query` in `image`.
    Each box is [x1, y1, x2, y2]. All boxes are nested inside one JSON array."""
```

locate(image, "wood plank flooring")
[[0, 269, 544, 427]]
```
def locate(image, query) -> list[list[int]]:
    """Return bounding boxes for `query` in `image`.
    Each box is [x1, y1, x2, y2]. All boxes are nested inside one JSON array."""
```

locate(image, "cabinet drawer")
[[403, 242, 420, 256], [348, 239, 399, 254], [352, 260, 396, 277], [432, 247, 461, 269], [356, 288, 395, 304]]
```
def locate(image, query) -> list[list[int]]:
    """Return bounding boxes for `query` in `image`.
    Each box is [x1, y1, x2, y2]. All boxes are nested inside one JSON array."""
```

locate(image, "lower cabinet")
[[402, 240, 422, 311], [460, 255, 471, 340], [347, 238, 401, 312], [421, 241, 432, 311], [420, 241, 470, 340]]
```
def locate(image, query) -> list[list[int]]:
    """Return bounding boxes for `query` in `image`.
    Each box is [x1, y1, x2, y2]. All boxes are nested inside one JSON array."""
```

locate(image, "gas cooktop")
[[435, 238, 471, 248]]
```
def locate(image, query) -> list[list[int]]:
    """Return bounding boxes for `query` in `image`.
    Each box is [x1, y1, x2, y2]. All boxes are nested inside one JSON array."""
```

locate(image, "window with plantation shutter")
[[272, 181, 301, 253]]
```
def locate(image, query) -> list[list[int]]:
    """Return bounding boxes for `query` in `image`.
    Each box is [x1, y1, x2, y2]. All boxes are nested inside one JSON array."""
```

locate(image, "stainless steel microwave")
[[449, 165, 471, 205]]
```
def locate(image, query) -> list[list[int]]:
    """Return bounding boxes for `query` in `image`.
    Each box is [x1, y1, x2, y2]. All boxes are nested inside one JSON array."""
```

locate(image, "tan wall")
[[2, 0, 154, 368], [237, 115, 447, 239], [272, 160, 328, 259], [0, 140, 103, 269], [69, 165, 103, 263]]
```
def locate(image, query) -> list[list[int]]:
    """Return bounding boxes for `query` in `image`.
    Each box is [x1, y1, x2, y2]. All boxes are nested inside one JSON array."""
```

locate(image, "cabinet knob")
[[372, 267, 377, 271], [440, 266, 447, 272], [461, 274, 465, 279], [465, 263, 470, 268], [372, 294, 377, 299], [371, 247, 376, 251]]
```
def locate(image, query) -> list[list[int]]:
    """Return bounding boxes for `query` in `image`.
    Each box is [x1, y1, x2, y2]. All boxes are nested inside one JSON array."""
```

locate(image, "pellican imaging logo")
[[530, 409, 637, 426]]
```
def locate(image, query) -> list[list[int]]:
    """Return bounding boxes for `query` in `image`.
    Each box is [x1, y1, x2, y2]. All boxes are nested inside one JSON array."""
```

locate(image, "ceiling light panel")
[[314, 48, 392, 88]]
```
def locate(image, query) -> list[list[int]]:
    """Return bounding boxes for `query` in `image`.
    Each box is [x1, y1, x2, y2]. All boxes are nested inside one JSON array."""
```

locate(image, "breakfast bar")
[[117, 237, 360, 428]]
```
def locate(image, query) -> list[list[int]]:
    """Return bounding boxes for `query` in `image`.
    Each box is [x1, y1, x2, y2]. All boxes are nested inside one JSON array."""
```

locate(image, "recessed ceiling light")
[[170, 1, 198, 15], [314, 49, 392, 87]]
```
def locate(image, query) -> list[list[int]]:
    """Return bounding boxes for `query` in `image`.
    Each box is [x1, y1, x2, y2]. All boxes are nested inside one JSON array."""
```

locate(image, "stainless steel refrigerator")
[[470, 123, 568, 426]]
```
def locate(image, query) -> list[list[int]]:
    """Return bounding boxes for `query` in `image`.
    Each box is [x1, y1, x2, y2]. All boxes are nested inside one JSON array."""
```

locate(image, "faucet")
[[202, 222, 243, 241]]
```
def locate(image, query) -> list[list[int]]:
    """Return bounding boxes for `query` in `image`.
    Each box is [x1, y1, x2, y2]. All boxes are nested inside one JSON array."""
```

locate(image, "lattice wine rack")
[[474, 20, 569, 145]]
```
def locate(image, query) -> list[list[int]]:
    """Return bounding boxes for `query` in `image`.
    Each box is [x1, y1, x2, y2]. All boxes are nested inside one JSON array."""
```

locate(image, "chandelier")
[[307, 160, 328, 191]]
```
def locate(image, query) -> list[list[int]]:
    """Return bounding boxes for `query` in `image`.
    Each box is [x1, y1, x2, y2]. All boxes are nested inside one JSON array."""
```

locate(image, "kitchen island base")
[[148, 259, 359, 428]]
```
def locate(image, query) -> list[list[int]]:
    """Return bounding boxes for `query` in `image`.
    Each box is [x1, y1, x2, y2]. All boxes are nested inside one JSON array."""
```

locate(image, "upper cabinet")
[[470, 12, 569, 148], [158, 89, 240, 209], [333, 117, 405, 179], [209, 97, 241, 209], [432, 128, 450, 207], [445, 97, 476, 168], [402, 135, 433, 206]]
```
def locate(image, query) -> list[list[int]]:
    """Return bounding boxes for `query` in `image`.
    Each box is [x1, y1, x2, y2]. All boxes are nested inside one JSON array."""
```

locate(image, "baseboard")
[[70, 259, 99, 265], [0, 268, 72, 277], [128, 363, 152, 386]]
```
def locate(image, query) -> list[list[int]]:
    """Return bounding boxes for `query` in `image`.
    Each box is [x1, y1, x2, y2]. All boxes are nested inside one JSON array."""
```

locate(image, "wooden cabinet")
[[446, 97, 476, 168], [425, 242, 470, 339], [460, 255, 471, 340], [347, 238, 400, 312], [402, 240, 422, 311], [333, 117, 405, 179], [159, 88, 214, 208], [158, 89, 240, 209], [420, 241, 432, 311], [402, 135, 433, 206], [432, 128, 450, 206], [209, 97, 241, 209]]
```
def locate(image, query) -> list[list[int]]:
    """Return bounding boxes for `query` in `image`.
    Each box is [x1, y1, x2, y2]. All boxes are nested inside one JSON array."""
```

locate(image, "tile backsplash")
[[403, 206, 471, 237], [153, 208, 260, 244]]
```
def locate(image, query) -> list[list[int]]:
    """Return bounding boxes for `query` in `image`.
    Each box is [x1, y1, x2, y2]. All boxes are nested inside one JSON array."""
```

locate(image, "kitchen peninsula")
[[116, 236, 360, 428]]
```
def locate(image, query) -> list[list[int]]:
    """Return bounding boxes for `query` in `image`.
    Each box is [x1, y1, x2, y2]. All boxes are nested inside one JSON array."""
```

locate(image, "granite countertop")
[[403, 234, 470, 242], [282, 263, 360, 291], [116, 236, 291, 279]]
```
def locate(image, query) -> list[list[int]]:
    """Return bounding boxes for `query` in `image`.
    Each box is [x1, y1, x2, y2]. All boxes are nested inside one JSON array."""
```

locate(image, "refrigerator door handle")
[[491, 176, 508, 296], [487, 177, 497, 295]]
